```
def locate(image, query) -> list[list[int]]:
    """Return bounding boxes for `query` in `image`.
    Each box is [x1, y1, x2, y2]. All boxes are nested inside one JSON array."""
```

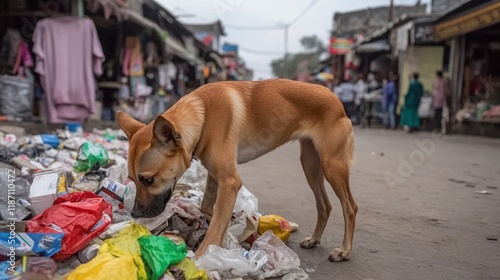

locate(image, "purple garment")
[[33, 17, 104, 124]]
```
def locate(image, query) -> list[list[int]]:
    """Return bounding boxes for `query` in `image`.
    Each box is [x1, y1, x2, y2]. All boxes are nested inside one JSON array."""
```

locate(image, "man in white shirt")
[[335, 78, 356, 120], [354, 74, 368, 124]]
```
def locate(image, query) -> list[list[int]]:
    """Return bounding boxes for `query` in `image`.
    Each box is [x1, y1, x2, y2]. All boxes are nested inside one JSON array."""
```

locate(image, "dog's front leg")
[[195, 175, 242, 258], [200, 174, 218, 221]]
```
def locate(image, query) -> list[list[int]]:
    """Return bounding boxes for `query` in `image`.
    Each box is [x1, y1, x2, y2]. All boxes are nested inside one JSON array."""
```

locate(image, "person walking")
[[382, 75, 398, 129], [432, 70, 447, 131], [335, 78, 356, 120], [354, 74, 368, 125], [400, 72, 424, 133]]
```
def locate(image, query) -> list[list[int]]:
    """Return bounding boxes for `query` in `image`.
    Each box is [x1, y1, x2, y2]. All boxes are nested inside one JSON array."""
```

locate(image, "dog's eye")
[[139, 176, 154, 186]]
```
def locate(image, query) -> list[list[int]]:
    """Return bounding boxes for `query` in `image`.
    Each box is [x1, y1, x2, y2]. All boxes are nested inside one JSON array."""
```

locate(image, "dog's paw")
[[328, 248, 351, 262], [300, 237, 320, 249]]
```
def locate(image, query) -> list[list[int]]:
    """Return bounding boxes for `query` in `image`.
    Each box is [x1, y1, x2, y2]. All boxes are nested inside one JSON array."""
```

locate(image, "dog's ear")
[[152, 115, 180, 149], [116, 110, 145, 139]]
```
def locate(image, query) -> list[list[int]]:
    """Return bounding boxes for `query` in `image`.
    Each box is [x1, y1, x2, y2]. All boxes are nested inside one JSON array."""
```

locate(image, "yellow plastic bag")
[[258, 215, 291, 242], [173, 258, 209, 280], [65, 252, 137, 280], [99, 222, 151, 280]]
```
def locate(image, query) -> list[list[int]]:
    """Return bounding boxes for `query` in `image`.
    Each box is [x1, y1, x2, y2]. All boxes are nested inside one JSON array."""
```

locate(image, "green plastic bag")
[[138, 235, 187, 280], [74, 142, 109, 172]]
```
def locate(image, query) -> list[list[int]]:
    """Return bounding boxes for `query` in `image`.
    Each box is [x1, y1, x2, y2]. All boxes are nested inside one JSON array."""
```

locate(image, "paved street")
[[237, 128, 500, 280]]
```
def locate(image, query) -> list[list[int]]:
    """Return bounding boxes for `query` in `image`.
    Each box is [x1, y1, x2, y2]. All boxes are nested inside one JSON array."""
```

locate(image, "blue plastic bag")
[[0, 232, 64, 258]]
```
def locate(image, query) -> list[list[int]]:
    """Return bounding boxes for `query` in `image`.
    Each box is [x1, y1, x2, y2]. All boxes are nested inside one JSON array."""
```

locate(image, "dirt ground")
[[237, 128, 500, 280]]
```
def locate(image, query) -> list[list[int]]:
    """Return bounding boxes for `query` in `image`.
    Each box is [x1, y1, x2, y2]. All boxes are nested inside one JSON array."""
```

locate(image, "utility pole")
[[284, 24, 290, 79], [388, 0, 394, 23]]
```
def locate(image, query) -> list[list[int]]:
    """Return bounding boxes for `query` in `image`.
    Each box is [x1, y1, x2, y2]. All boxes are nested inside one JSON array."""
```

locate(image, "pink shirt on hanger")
[[33, 17, 104, 124]]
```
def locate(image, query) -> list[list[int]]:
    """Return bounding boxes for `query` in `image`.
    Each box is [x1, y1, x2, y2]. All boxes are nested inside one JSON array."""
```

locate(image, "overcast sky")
[[159, 0, 430, 80]]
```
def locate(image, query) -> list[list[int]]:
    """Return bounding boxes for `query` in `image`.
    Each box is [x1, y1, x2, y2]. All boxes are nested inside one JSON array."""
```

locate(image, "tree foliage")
[[271, 35, 326, 79]]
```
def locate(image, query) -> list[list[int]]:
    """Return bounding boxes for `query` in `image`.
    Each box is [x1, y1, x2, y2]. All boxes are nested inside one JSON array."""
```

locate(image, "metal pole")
[[284, 25, 289, 78], [388, 0, 394, 23]]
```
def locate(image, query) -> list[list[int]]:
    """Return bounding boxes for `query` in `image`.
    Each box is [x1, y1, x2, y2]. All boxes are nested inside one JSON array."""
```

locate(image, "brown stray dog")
[[116, 79, 358, 261]]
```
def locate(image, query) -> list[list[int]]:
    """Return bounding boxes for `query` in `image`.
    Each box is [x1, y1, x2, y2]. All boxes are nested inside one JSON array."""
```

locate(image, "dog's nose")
[[131, 208, 143, 218]]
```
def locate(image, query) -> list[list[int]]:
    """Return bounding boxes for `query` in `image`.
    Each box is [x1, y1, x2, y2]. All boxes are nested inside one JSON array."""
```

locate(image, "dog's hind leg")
[[200, 174, 218, 220], [318, 119, 358, 261], [299, 138, 331, 249]]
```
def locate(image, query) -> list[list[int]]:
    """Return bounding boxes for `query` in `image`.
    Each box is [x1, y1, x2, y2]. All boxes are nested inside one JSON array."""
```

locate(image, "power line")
[[238, 46, 283, 55], [225, 24, 286, 30], [288, 0, 320, 26], [224, 0, 321, 31]]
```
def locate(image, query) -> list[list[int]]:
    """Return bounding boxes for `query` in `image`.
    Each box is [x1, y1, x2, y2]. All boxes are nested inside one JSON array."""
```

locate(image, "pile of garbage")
[[0, 125, 310, 280]]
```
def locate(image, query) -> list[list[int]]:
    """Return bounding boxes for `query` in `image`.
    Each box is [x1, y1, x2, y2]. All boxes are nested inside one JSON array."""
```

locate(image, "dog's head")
[[116, 111, 191, 218]]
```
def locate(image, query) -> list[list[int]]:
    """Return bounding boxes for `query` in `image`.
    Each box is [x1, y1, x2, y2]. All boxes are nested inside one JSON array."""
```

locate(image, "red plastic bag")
[[27, 191, 113, 261]]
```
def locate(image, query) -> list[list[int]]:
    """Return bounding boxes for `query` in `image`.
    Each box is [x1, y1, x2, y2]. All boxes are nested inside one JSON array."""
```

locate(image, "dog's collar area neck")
[[192, 142, 199, 162]]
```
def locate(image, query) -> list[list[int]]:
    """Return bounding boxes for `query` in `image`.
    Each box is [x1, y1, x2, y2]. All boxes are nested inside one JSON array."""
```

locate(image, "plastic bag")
[[177, 160, 207, 191], [66, 252, 137, 280], [0, 75, 33, 121], [138, 235, 187, 280], [252, 231, 300, 279], [233, 186, 258, 215], [0, 232, 64, 258], [228, 211, 259, 244], [99, 222, 151, 280], [26, 192, 113, 261], [281, 268, 310, 280], [73, 142, 109, 173], [172, 258, 209, 280], [196, 245, 268, 278], [258, 215, 291, 242]]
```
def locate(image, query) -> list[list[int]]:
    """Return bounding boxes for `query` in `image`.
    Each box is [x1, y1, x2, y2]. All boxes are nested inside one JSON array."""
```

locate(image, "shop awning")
[[355, 40, 390, 53], [209, 52, 225, 69], [434, 1, 500, 41], [125, 10, 201, 65], [166, 35, 201, 65]]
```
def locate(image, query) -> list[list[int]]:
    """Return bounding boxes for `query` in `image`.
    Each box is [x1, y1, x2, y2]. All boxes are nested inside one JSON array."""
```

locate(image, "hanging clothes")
[[12, 41, 33, 76], [0, 29, 22, 74], [33, 17, 104, 124]]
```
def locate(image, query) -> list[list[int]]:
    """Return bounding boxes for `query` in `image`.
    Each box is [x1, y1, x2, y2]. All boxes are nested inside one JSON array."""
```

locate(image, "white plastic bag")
[[234, 186, 258, 215], [281, 268, 310, 280], [196, 245, 268, 278], [253, 231, 301, 279], [177, 160, 207, 191]]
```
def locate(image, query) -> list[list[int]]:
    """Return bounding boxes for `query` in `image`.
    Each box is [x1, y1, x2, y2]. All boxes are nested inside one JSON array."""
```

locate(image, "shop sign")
[[435, 1, 500, 41], [413, 22, 435, 44], [329, 37, 354, 55]]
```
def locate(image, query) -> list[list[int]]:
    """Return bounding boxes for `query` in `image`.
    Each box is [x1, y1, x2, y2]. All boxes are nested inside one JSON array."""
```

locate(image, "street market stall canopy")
[[355, 40, 391, 53]]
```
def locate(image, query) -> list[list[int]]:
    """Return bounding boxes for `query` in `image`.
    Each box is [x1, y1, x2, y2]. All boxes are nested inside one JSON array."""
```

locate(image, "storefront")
[[0, 0, 216, 125], [434, 0, 500, 136]]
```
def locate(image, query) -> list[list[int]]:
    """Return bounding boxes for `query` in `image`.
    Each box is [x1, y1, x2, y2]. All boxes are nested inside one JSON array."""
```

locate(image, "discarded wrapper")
[[0, 232, 64, 258], [28, 169, 69, 215], [258, 215, 291, 242]]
